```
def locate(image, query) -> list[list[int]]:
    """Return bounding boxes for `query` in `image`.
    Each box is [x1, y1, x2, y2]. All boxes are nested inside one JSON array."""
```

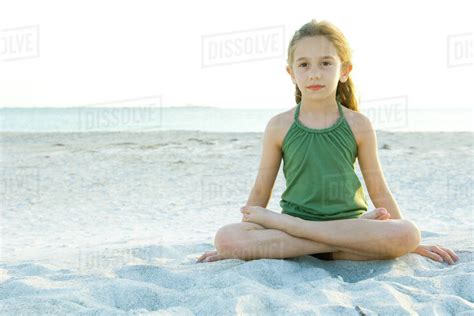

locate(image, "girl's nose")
[[309, 71, 321, 80]]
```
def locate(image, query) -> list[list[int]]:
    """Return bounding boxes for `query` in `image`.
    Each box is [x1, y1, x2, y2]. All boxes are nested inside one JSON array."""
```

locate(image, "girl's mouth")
[[307, 85, 325, 91]]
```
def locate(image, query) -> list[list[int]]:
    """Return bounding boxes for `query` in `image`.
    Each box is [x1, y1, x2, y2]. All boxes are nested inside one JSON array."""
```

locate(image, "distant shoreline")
[[0, 106, 472, 110]]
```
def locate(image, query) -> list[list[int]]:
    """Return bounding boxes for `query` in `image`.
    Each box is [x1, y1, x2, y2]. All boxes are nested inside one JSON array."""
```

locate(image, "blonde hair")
[[287, 19, 359, 111]]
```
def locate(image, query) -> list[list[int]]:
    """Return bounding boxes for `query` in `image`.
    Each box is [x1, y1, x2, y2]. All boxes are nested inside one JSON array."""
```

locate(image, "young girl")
[[197, 20, 458, 265]]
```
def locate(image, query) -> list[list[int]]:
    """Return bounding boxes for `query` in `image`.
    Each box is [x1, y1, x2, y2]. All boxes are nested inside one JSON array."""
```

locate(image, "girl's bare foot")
[[360, 207, 391, 220], [240, 206, 300, 231], [196, 250, 225, 263], [240, 206, 391, 231]]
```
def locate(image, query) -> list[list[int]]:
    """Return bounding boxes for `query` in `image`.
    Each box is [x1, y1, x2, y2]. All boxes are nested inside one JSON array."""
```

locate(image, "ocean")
[[0, 106, 472, 133]]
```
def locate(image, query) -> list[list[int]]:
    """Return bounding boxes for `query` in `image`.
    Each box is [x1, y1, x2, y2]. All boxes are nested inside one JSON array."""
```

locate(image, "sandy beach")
[[0, 130, 473, 314]]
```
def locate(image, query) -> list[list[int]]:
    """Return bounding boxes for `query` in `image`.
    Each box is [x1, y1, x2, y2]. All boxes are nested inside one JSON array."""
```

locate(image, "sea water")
[[0, 106, 472, 133]]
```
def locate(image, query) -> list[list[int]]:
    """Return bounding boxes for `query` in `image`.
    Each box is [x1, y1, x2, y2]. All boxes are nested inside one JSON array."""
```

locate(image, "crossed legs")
[[239, 206, 421, 259], [197, 207, 420, 263]]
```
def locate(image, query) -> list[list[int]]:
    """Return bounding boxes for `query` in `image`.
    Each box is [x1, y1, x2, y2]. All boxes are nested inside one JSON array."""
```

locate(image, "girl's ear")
[[339, 64, 353, 83], [286, 65, 296, 84]]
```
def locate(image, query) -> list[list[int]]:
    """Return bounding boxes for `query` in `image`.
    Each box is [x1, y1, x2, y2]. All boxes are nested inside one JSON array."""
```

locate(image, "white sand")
[[0, 130, 473, 315]]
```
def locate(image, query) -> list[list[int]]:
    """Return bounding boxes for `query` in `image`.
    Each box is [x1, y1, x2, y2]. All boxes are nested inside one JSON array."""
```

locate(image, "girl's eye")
[[298, 61, 331, 67]]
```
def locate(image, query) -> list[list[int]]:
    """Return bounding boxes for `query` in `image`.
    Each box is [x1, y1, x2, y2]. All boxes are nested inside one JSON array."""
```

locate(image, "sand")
[[0, 130, 473, 315]]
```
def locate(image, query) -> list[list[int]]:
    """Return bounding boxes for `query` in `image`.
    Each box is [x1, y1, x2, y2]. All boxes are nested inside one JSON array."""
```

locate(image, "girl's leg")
[[213, 222, 394, 261], [291, 217, 420, 258], [241, 207, 421, 258], [214, 222, 337, 260]]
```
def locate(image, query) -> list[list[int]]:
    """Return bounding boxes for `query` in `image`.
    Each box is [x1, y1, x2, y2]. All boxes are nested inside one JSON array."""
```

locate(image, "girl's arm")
[[369, 191, 402, 220], [356, 114, 403, 219], [244, 116, 283, 209], [245, 186, 272, 209], [355, 114, 459, 263]]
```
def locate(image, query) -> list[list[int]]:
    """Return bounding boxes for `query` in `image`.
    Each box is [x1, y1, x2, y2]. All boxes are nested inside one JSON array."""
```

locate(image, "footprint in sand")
[[140, 144, 167, 150]]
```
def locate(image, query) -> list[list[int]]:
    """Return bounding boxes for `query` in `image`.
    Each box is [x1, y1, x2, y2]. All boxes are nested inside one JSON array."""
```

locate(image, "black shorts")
[[310, 252, 334, 261]]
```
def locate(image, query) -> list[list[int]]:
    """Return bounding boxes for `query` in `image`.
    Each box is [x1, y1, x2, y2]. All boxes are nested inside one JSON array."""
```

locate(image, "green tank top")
[[279, 100, 368, 221]]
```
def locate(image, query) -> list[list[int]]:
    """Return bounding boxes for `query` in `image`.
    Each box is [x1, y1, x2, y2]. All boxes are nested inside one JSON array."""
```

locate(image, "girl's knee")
[[214, 224, 237, 251], [400, 219, 421, 252], [387, 219, 421, 256], [214, 222, 262, 252]]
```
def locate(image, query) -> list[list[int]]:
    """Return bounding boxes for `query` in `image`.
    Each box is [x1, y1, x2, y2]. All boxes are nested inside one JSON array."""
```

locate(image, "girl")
[[197, 20, 458, 265]]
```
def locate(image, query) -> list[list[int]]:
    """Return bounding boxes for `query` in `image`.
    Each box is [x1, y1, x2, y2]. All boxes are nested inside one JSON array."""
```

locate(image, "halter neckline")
[[293, 100, 345, 133]]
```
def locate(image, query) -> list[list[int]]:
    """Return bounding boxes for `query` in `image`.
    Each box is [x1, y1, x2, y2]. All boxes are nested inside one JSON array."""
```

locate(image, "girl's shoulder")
[[341, 106, 371, 148], [268, 107, 296, 149]]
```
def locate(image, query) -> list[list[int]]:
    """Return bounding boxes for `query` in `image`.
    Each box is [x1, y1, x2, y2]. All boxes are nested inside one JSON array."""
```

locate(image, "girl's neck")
[[300, 97, 338, 116]]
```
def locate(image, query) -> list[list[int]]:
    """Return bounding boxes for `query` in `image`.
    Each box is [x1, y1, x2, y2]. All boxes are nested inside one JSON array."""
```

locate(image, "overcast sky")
[[0, 0, 472, 110]]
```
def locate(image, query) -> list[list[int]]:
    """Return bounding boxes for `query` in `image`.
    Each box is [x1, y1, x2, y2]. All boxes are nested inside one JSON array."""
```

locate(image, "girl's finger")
[[432, 246, 453, 264], [431, 247, 452, 264], [420, 248, 444, 263], [443, 247, 459, 262], [434, 247, 456, 264]]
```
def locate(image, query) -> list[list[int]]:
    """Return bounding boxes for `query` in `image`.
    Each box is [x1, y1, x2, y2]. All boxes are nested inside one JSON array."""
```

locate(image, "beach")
[[0, 130, 473, 315]]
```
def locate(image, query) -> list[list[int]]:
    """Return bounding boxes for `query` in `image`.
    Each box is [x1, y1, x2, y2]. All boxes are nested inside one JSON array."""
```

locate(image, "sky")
[[0, 0, 472, 110]]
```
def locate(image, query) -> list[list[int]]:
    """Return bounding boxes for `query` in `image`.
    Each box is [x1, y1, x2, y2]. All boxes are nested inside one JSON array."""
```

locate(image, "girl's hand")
[[411, 244, 459, 265]]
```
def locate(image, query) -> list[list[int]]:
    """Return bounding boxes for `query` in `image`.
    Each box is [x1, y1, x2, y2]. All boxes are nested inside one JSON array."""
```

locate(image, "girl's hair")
[[287, 19, 359, 111]]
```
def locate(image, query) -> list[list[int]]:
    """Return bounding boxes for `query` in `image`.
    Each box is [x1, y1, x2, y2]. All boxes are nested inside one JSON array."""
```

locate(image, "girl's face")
[[286, 36, 351, 103]]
